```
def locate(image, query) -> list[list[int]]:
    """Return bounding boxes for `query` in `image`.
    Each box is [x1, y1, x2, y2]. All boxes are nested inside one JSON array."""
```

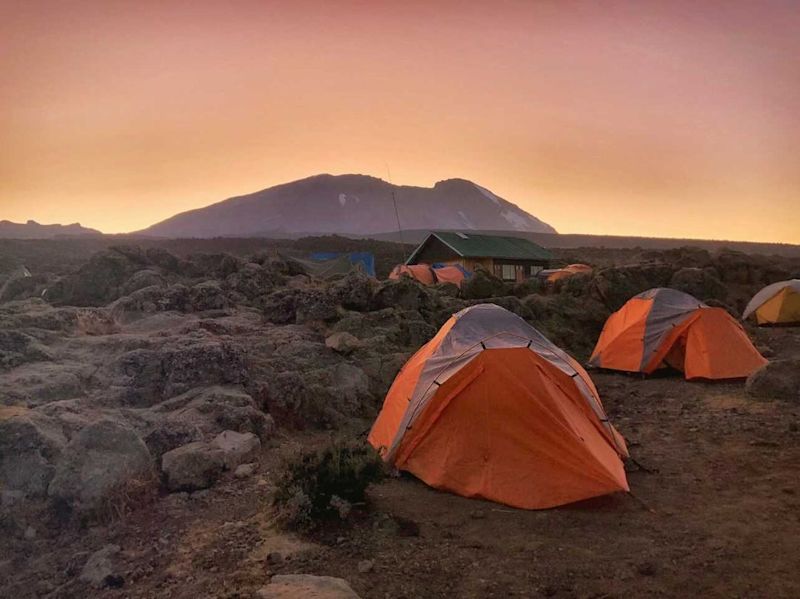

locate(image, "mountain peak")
[[0, 220, 101, 239], [139, 174, 556, 238]]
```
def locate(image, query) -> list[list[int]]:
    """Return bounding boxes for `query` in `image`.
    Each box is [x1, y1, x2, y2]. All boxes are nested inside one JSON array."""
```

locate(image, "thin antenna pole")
[[385, 164, 407, 263]]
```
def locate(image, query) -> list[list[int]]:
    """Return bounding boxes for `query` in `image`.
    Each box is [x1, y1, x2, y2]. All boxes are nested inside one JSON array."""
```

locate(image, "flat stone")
[[234, 462, 257, 478], [211, 430, 261, 470], [161, 441, 224, 492], [256, 574, 361, 598]]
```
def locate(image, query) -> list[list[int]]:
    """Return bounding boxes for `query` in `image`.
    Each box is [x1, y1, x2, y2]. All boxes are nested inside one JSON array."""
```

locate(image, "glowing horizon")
[[1, 1, 798, 243]]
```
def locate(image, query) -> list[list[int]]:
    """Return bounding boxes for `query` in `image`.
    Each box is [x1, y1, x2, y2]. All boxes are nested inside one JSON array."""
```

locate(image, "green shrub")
[[273, 438, 385, 530]]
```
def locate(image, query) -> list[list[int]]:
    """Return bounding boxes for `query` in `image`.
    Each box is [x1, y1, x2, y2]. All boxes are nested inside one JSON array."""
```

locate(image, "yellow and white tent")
[[742, 279, 800, 325]]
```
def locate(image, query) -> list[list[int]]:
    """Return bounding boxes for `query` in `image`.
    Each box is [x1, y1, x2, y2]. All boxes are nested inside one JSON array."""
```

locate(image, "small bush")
[[273, 438, 385, 530]]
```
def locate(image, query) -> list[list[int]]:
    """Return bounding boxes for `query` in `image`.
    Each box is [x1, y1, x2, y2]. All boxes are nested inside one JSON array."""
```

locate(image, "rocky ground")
[[1, 240, 799, 598]]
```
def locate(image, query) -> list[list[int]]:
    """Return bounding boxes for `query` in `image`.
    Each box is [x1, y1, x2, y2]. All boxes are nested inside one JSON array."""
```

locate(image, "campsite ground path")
[[2, 328, 799, 598]]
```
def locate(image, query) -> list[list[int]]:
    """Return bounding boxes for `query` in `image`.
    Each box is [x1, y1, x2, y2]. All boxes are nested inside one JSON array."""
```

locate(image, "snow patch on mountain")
[[457, 210, 477, 229], [474, 184, 502, 206], [501, 209, 539, 231], [338, 193, 361, 207]]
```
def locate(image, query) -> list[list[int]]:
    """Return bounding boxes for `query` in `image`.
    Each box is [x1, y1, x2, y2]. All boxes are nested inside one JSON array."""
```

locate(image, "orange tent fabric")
[[589, 288, 766, 380], [431, 265, 466, 287], [546, 263, 593, 284], [389, 264, 435, 285], [369, 303, 629, 509]]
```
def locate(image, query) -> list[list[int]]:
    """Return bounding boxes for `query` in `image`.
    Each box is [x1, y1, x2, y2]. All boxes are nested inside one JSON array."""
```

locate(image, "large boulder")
[[143, 418, 203, 459], [190, 281, 230, 311], [353, 343, 410, 398], [669, 267, 727, 302], [0, 330, 52, 371], [261, 289, 299, 324], [649, 247, 713, 268], [186, 253, 243, 279], [524, 293, 610, 361], [122, 269, 165, 296], [460, 269, 509, 300], [47, 247, 148, 307], [295, 289, 338, 324], [80, 544, 124, 589], [108, 335, 248, 407], [224, 262, 283, 301], [0, 299, 81, 332], [0, 271, 48, 303], [592, 264, 674, 310], [161, 441, 225, 491], [109, 284, 191, 321], [48, 420, 154, 513], [746, 359, 800, 402], [396, 313, 437, 347], [145, 247, 182, 272], [713, 250, 786, 286], [329, 270, 376, 311], [148, 386, 274, 448], [262, 287, 338, 324], [0, 408, 66, 499], [0, 362, 87, 408], [256, 575, 361, 599], [332, 309, 406, 341], [325, 331, 362, 355], [262, 362, 372, 428], [371, 278, 434, 313]]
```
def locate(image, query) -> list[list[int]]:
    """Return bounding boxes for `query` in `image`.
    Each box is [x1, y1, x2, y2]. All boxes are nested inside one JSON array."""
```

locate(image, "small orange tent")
[[742, 279, 800, 325], [547, 263, 593, 284], [389, 264, 436, 285], [369, 303, 629, 509], [589, 288, 766, 380]]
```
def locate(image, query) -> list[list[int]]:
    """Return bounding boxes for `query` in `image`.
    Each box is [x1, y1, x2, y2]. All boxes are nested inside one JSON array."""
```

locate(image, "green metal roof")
[[407, 231, 554, 263]]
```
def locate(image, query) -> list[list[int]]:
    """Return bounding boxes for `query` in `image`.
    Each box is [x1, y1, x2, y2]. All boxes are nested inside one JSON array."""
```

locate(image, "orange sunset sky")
[[1, 1, 798, 242]]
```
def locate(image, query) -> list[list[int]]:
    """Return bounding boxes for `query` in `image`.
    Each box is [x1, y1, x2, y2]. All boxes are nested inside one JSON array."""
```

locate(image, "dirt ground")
[[2, 327, 799, 599]]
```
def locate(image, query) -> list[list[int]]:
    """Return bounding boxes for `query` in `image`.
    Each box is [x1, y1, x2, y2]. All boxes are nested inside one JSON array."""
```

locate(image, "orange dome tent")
[[369, 303, 629, 509], [742, 279, 800, 325], [430, 265, 466, 287], [389, 264, 435, 285], [389, 263, 468, 288], [547, 263, 593, 284], [589, 288, 766, 380]]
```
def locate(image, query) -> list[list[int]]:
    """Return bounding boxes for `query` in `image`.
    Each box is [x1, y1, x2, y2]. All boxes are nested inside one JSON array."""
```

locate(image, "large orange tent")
[[369, 303, 629, 509], [389, 263, 468, 288], [389, 264, 436, 285], [546, 263, 593, 284], [589, 288, 766, 380], [430, 264, 467, 287], [742, 279, 800, 325]]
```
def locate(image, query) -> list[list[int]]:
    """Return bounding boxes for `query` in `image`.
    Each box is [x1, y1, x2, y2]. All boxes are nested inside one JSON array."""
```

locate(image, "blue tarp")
[[431, 262, 472, 278], [309, 252, 376, 277]]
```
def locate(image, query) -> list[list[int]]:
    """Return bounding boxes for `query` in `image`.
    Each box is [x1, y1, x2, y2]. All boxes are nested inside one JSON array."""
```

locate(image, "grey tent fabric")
[[280, 253, 365, 279], [385, 303, 615, 460], [638, 288, 705, 370], [742, 279, 800, 319]]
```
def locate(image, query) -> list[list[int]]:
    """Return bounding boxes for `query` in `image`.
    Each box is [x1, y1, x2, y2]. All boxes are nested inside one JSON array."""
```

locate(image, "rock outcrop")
[[47, 420, 154, 514], [746, 359, 800, 402], [161, 441, 225, 492]]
